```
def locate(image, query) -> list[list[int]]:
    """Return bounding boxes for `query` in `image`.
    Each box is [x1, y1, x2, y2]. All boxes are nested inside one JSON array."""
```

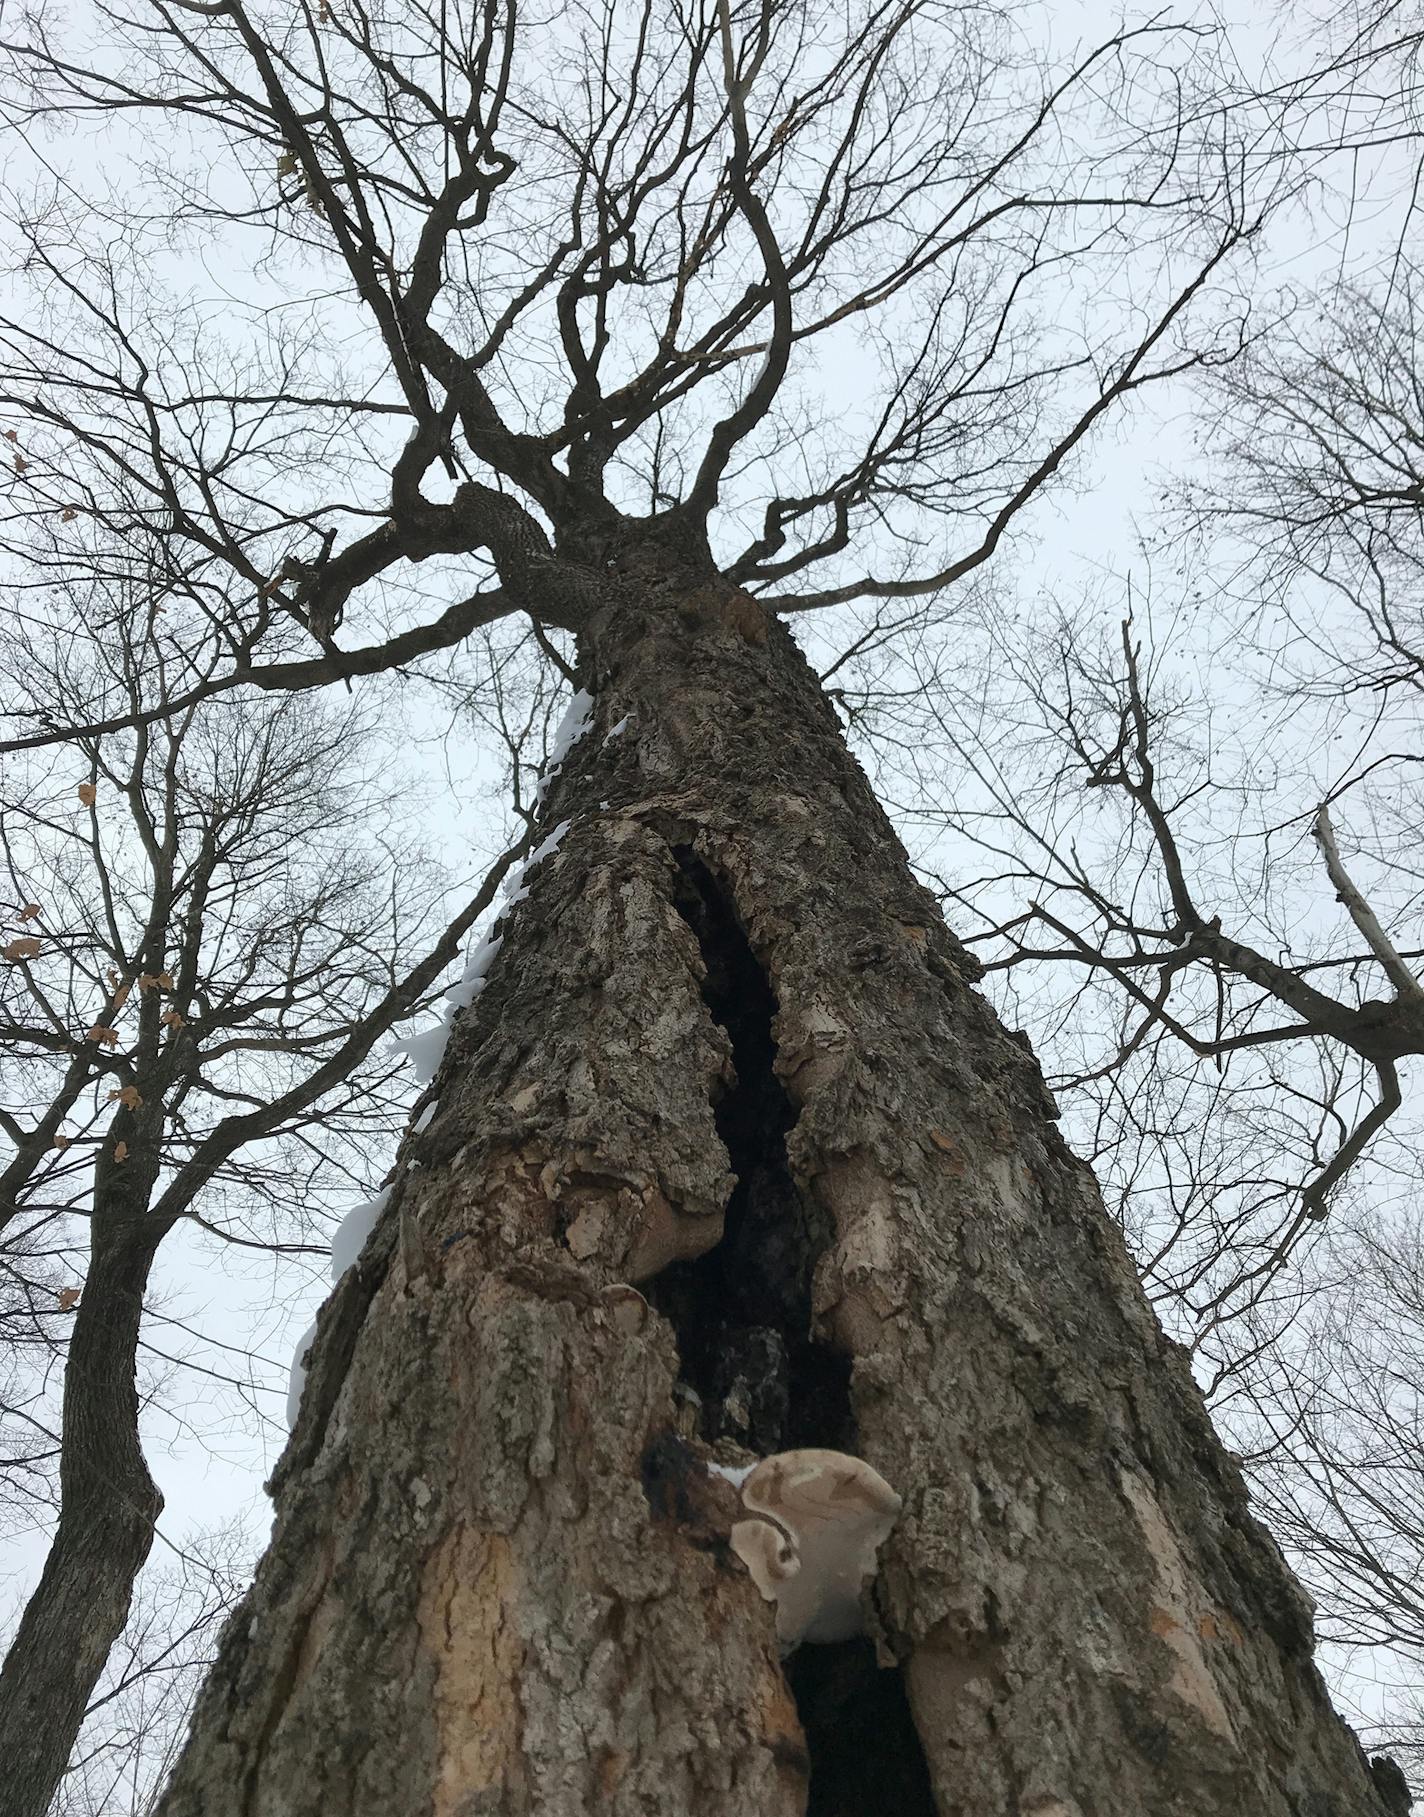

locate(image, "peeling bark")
[[156, 568, 1399, 1816]]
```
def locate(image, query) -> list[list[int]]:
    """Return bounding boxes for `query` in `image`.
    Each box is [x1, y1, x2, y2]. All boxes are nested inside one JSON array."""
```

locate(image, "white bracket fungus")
[[727, 1448, 902, 1650]]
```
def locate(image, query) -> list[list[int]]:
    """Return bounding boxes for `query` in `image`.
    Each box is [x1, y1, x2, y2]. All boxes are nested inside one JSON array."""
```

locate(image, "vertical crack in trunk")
[[652, 846, 850, 1455], [785, 1642, 937, 1817], [652, 847, 935, 1817]]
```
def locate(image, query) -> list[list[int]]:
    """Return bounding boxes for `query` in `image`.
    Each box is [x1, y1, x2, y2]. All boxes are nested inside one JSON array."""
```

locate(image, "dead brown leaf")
[[3, 937, 40, 961], [113, 1140, 129, 1163], [107, 1085, 143, 1110], [77, 781, 96, 807], [57, 1287, 80, 1311], [86, 1025, 119, 1046]]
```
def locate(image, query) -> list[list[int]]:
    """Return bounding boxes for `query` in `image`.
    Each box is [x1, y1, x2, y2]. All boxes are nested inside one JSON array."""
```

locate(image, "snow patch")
[[603, 713, 632, 745], [330, 1187, 391, 1283], [284, 1184, 394, 1430], [285, 1317, 319, 1429], [393, 815, 579, 1084], [414, 1102, 435, 1133], [394, 1023, 450, 1086], [533, 688, 594, 805], [392, 687, 593, 1087], [393, 927, 505, 1083], [449, 931, 503, 1012], [528, 818, 572, 867], [708, 1459, 757, 1488]]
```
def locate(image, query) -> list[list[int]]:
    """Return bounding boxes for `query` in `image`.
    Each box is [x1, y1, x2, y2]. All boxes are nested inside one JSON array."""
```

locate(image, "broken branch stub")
[[728, 1448, 902, 1650]]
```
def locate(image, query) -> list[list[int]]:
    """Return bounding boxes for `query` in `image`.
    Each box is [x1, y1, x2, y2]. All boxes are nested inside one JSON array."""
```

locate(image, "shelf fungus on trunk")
[[727, 1449, 902, 1651]]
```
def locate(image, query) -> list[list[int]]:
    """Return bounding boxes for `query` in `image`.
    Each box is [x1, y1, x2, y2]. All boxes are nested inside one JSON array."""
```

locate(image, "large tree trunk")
[[154, 569, 1402, 1817]]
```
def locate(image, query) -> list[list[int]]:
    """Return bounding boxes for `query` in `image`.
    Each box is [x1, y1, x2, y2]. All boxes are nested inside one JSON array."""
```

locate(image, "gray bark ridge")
[[157, 572, 1401, 1817]]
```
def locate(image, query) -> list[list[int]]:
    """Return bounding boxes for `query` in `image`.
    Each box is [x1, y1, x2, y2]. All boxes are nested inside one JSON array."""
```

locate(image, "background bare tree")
[[921, 601, 1422, 1307], [0, 578, 524, 1817], [46, 1523, 252, 1817], [1193, 268, 1424, 701], [1234, 1209, 1424, 1783]]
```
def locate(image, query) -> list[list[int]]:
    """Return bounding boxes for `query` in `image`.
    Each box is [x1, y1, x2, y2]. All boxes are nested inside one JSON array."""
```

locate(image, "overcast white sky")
[[2, 0, 1420, 1797]]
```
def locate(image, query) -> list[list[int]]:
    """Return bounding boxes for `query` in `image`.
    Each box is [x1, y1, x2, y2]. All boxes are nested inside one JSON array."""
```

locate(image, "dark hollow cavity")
[[649, 847, 936, 1815], [786, 1640, 938, 1817], [649, 846, 852, 1454]]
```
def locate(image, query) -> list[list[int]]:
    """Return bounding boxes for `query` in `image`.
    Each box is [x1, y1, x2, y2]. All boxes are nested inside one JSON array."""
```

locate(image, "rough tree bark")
[[154, 556, 1406, 1817]]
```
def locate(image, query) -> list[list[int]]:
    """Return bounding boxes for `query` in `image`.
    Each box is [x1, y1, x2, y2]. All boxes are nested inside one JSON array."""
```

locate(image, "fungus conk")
[[728, 1448, 902, 1651]]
